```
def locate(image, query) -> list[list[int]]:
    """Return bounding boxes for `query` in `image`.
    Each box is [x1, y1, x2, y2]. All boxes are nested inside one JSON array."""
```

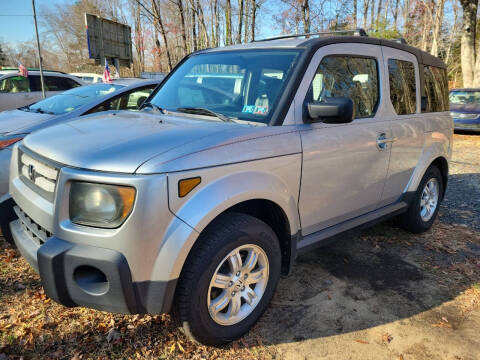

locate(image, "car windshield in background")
[[149, 49, 303, 124], [449, 91, 480, 105], [25, 83, 123, 115]]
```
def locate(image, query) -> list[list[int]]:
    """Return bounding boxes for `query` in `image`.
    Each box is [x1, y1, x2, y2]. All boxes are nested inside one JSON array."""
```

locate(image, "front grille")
[[13, 206, 52, 247], [451, 112, 479, 120], [18, 148, 59, 200]]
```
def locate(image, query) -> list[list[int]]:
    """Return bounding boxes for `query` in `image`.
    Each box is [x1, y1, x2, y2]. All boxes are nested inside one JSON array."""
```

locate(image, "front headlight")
[[69, 182, 136, 228]]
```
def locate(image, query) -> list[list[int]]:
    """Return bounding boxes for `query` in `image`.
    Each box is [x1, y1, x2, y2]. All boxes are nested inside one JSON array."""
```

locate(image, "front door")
[[296, 43, 393, 235]]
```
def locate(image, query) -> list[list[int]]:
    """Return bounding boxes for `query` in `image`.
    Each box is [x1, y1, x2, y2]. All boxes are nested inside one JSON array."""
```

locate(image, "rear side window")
[[388, 59, 416, 115], [306, 55, 379, 118], [423, 66, 448, 112], [44, 76, 80, 91]]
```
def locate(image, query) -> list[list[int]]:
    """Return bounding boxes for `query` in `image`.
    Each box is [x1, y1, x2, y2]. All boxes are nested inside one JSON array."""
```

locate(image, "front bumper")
[[11, 218, 176, 314]]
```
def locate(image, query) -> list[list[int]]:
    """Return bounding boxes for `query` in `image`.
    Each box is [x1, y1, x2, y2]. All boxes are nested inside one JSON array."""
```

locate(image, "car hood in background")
[[450, 103, 480, 114], [23, 111, 297, 174], [0, 109, 55, 136]]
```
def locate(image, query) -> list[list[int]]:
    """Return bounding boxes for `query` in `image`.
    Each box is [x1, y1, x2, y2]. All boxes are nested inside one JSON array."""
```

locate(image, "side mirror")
[[306, 97, 354, 124]]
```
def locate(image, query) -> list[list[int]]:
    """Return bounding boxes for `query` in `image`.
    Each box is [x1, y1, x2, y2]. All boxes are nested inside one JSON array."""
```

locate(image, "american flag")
[[103, 59, 112, 83], [17, 61, 28, 77]]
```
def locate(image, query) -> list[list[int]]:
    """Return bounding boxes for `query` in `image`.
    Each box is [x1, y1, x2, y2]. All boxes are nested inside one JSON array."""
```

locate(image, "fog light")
[[73, 265, 109, 295]]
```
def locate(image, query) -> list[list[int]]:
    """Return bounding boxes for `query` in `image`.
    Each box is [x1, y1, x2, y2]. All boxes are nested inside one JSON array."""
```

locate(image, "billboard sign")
[[85, 13, 133, 67]]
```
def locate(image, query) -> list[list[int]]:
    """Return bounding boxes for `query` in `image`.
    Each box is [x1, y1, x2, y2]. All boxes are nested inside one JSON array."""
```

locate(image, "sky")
[[0, 0, 42, 44]]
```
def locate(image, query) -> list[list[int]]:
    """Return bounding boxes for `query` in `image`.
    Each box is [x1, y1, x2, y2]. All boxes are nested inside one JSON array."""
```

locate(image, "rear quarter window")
[[423, 66, 448, 112], [388, 59, 417, 115]]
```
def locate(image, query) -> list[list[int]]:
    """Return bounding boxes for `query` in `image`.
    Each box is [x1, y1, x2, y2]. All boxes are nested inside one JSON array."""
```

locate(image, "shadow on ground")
[[255, 172, 480, 346]]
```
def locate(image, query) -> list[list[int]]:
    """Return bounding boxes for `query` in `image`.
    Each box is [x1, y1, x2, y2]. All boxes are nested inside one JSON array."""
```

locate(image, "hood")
[[450, 103, 480, 113], [0, 109, 55, 136], [23, 111, 256, 173]]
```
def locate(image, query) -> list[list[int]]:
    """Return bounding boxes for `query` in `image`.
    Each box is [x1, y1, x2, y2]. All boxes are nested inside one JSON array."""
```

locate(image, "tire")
[[175, 212, 282, 345], [0, 198, 17, 245], [398, 165, 443, 234]]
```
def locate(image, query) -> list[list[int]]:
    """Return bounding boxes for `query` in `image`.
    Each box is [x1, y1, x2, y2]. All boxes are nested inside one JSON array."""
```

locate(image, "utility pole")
[[32, 0, 45, 98]]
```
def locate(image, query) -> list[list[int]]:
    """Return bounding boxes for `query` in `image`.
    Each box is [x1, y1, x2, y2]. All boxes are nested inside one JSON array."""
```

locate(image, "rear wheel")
[[398, 165, 443, 233], [175, 212, 281, 345]]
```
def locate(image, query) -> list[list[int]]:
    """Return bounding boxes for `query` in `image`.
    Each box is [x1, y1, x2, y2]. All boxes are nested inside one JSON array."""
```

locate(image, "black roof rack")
[[253, 29, 368, 42]]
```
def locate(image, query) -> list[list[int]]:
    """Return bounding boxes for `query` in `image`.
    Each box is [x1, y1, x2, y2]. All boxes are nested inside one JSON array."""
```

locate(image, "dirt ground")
[[1, 133, 479, 360]]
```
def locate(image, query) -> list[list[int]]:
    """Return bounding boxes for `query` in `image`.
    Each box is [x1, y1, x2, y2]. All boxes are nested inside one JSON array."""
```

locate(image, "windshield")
[[149, 49, 302, 124], [26, 83, 123, 115], [449, 90, 480, 105]]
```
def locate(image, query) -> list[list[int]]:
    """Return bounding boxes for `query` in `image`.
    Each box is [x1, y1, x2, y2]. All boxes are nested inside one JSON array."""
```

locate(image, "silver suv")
[[8, 32, 452, 345]]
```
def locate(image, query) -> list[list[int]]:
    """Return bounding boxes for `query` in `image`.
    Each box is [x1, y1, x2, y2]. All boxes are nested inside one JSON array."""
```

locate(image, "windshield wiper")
[[141, 102, 165, 113], [33, 108, 54, 115], [176, 107, 233, 122]]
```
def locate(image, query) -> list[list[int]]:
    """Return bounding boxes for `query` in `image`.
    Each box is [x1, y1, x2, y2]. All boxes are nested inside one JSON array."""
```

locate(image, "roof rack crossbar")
[[253, 29, 368, 42]]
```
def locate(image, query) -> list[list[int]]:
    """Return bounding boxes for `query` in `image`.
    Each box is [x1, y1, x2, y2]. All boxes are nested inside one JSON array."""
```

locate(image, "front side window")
[[149, 49, 302, 124], [388, 59, 416, 115], [87, 85, 156, 114], [25, 83, 123, 115], [305, 55, 379, 118], [0, 75, 30, 93]]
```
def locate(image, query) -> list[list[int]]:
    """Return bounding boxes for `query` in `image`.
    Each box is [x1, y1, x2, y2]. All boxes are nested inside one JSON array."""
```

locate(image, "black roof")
[[299, 35, 446, 69]]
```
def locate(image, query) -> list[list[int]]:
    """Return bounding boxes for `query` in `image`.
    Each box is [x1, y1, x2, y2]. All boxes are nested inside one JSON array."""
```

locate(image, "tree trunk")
[[151, 0, 172, 71], [393, 0, 399, 29], [473, 55, 480, 87], [237, 0, 244, 43], [244, 0, 250, 42], [430, 0, 446, 57], [370, 0, 376, 27], [250, 0, 256, 41], [226, 0, 233, 45], [191, 0, 197, 51], [459, 0, 478, 87], [362, 0, 369, 29], [353, 0, 357, 28], [176, 0, 188, 55], [376, 0, 382, 22], [302, 0, 310, 33]]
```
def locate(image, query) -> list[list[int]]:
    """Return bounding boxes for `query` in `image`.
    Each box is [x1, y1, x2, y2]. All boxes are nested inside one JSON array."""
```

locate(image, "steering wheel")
[[180, 82, 237, 104]]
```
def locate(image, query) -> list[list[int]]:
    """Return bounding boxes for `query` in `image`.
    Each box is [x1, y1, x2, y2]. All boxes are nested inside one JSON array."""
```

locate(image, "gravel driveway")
[[257, 133, 480, 360], [0, 134, 479, 360]]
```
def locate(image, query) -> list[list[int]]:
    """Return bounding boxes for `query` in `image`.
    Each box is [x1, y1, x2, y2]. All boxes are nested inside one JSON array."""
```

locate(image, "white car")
[[0, 70, 84, 111], [70, 72, 103, 84]]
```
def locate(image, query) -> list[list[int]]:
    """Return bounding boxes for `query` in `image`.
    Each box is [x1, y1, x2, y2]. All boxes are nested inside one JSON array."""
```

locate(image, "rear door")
[[296, 43, 393, 235], [380, 47, 424, 204]]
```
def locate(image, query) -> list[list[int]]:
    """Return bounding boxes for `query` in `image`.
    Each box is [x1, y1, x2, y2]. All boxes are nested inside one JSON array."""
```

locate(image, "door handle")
[[376, 133, 396, 150]]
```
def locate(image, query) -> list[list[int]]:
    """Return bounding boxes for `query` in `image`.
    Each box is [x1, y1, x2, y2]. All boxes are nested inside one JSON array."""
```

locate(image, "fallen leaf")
[[381, 333, 393, 343], [432, 321, 452, 328], [354, 339, 369, 344]]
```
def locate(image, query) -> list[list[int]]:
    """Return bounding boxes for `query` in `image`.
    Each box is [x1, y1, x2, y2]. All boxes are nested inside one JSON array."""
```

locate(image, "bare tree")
[[459, 0, 478, 87], [353, 0, 358, 28], [237, 0, 244, 43], [251, 0, 256, 41], [226, 0, 233, 45], [302, 0, 311, 33], [151, 0, 172, 71]]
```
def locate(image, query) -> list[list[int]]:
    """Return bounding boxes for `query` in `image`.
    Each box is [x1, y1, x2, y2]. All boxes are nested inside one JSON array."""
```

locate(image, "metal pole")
[[31, 0, 45, 98]]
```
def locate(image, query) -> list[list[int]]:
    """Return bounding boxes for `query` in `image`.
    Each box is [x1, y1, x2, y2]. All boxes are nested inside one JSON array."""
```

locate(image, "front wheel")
[[175, 212, 281, 345], [398, 165, 443, 234]]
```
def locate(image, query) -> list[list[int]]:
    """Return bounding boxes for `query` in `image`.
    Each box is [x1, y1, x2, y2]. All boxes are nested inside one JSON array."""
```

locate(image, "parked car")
[[449, 88, 480, 132], [8, 32, 452, 345], [70, 72, 103, 84], [0, 78, 160, 241], [0, 70, 84, 111]]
